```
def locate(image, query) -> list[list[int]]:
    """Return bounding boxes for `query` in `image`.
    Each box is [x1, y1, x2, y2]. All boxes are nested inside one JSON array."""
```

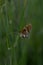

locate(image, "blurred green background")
[[0, 0, 43, 65]]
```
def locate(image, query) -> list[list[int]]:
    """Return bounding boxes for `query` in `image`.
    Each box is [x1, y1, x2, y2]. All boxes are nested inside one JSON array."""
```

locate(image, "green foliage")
[[0, 0, 43, 65]]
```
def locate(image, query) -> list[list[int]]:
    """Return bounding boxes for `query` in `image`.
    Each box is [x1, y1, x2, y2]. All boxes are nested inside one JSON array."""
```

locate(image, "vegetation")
[[0, 0, 43, 65]]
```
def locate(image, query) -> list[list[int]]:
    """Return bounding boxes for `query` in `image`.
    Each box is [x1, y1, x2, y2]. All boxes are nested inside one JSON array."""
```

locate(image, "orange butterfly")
[[19, 24, 32, 38]]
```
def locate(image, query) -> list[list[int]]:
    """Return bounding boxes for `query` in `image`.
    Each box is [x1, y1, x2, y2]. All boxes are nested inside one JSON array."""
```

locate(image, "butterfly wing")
[[19, 24, 32, 38]]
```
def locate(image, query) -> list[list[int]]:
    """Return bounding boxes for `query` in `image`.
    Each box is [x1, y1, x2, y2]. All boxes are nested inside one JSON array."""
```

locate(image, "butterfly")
[[19, 24, 32, 38]]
